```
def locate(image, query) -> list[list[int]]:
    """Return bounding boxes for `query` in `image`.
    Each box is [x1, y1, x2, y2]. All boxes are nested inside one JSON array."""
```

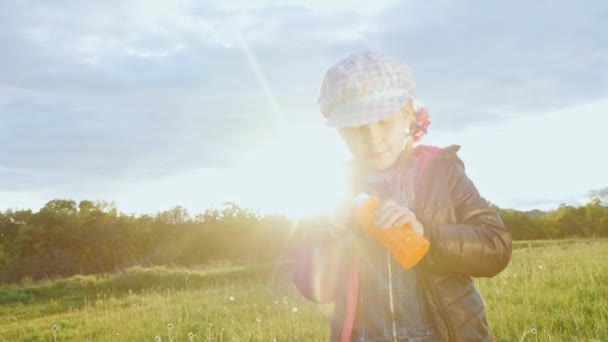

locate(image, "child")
[[293, 51, 512, 341]]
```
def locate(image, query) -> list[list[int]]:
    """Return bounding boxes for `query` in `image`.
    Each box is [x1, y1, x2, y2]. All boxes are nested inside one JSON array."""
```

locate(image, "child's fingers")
[[410, 220, 425, 235], [394, 214, 416, 229], [377, 198, 399, 213], [375, 201, 400, 226], [376, 199, 405, 217], [377, 208, 404, 229], [386, 212, 415, 229], [376, 200, 413, 223], [376, 207, 415, 229]]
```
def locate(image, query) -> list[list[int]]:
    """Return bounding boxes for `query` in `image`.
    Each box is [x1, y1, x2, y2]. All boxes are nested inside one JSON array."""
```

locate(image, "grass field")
[[0, 239, 606, 341]]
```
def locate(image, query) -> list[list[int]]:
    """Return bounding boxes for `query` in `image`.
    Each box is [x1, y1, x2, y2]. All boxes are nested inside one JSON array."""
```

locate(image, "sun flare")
[[239, 122, 351, 221]]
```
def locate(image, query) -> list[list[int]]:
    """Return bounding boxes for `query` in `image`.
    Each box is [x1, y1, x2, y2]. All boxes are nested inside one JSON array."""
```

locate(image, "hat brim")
[[325, 94, 411, 128]]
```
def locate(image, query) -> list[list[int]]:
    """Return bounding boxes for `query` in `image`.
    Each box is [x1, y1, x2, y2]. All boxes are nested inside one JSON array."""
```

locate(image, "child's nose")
[[364, 124, 384, 148]]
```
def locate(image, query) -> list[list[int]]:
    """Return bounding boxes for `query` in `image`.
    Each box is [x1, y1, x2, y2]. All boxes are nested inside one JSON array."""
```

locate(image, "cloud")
[[425, 97, 608, 212], [0, 0, 378, 194], [365, 0, 608, 129], [504, 194, 588, 212], [0, 1, 283, 193], [0, 0, 606, 213]]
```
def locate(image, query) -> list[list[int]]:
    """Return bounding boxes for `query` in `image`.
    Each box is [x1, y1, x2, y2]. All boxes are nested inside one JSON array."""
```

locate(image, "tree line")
[[1, 193, 607, 284]]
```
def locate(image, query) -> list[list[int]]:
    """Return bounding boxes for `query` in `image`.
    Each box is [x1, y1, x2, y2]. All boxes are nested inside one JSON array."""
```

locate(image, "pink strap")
[[414, 145, 442, 176], [340, 257, 360, 342]]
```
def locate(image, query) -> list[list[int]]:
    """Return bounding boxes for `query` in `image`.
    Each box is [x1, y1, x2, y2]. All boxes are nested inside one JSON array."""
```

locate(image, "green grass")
[[0, 240, 606, 341], [478, 239, 608, 341]]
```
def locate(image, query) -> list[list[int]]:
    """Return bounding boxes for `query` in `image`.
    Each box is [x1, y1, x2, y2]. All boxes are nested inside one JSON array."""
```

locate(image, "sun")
[[238, 122, 351, 221]]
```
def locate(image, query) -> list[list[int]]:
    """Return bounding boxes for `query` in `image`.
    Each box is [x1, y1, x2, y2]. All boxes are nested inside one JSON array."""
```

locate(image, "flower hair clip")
[[411, 106, 431, 142]]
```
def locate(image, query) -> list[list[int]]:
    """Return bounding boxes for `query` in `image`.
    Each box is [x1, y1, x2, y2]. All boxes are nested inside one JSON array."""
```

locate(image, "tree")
[[155, 206, 192, 225], [42, 199, 77, 214], [584, 198, 608, 237]]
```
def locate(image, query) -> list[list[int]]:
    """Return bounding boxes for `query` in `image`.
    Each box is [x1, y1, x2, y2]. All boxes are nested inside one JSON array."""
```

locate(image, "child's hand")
[[375, 199, 424, 235], [328, 199, 356, 237]]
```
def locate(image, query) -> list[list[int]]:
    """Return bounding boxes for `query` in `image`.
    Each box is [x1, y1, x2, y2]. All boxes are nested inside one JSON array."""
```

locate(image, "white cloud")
[[1, 0, 606, 214], [425, 98, 608, 210], [209, 0, 398, 14]]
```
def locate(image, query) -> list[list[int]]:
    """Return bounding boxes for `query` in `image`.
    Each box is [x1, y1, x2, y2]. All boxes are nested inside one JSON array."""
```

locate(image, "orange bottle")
[[354, 193, 430, 269]]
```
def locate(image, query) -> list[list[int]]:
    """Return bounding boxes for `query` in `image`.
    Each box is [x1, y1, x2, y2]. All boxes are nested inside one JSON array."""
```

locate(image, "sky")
[[1, 0, 607, 219]]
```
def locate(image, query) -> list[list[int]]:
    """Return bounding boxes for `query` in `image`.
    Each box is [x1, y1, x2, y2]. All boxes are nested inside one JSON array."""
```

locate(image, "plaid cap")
[[318, 51, 416, 127]]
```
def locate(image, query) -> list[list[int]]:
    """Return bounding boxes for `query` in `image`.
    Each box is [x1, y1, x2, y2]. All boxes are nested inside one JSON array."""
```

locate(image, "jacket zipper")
[[386, 251, 398, 342]]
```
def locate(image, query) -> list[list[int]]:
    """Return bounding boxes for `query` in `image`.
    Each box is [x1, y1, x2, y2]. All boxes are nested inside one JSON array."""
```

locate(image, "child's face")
[[338, 103, 414, 171]]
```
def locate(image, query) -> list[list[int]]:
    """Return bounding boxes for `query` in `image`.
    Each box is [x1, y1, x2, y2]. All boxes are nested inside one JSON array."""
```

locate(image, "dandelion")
[[291, 306, 298, 313], [256, 317, 262, 323], [52, 324, 59, 342], [519, 327, 537, 341], [167, 323, 175, 342], [155, 336, 162, 342], [207, 323, 213, 341], [229, 296, 235, 301], [274, 300, 279, 305], [538, 265, 544, 270], [188, 332, 195, 342], [116, 332, 120, 336]]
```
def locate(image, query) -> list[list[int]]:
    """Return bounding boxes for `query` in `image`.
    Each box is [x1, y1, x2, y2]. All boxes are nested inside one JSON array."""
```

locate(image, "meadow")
[[0, 239, 606, 341]]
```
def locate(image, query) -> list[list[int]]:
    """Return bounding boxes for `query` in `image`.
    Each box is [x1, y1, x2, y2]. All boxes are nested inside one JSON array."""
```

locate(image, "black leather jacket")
[[294, 145, 512, 341]]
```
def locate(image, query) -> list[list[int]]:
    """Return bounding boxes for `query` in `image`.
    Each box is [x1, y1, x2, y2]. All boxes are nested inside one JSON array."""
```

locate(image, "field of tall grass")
[[0, 239, 606, 341]]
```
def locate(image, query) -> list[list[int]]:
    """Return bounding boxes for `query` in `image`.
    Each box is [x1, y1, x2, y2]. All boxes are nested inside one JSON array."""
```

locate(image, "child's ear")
[[400, 101, 415, 124], [405, 100, 415, 116]]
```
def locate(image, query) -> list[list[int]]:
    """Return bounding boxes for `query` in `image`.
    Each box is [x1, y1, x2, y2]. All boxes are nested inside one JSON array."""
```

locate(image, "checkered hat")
[[318, 51, 416, 127]]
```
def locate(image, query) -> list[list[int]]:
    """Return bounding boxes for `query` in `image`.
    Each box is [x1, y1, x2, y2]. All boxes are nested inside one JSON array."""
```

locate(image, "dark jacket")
[[293, 145, 512, 341]]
